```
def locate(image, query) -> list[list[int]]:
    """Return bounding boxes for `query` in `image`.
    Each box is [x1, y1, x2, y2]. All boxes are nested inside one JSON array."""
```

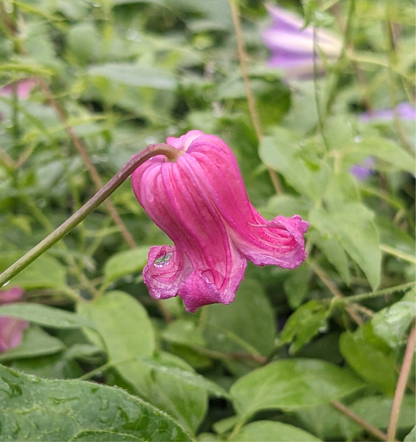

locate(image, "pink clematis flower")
[[132, 130, 309, 312], [0, 287, 29, 353]]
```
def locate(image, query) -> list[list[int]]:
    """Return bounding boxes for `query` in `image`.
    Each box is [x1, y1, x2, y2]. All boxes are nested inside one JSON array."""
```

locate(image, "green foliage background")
[[0, 0, 414, 440]]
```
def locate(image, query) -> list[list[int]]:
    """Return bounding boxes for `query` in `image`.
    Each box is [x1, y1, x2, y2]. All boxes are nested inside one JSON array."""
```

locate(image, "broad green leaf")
[[323, 171, 360, 212], [78, 291, 206, 434], [0, 364, 191, 441], [230, 359, 364, 421], [77, 290, 155, 384], [308, 230, 351, 285], [0, 253, 67, 290], [310, 204, 381, 290], [88, 64, 177, 90], [344, 137, 415, 173], [103, 247, 150, 283], [372, 290, 416, 348], [405, 426, 416, 442], [230, 421, 322, 442], [280, 300, 330, 354], [0, 326, 65, 362], [259, 129, 329, 202], [0, 303, 95, 329], [201, 279, 275, 376], [131, 355, 229, 399], [339, 323, 397, 395]]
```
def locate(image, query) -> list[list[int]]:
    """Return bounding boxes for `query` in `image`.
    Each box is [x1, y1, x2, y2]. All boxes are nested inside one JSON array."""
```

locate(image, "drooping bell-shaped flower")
[[0, 287, 29, 353], [132, 130, 308, 312]]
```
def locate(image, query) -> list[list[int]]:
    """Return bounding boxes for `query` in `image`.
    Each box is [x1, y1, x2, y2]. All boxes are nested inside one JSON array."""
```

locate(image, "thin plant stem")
[[311, 263, 364, 325], [228, 0, 283, 195], [331, 400, 397, 442], [35, 78, 137, 249], [387, 321, 416, 442], [380, 244, 416, 265], [335, 281, 415, 305], [0, 144, 180, 288]]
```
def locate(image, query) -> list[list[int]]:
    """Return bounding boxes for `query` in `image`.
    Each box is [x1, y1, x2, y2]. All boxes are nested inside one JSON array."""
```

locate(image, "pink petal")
[[0, 317, 29, 352], [0, 287, 25, 305]]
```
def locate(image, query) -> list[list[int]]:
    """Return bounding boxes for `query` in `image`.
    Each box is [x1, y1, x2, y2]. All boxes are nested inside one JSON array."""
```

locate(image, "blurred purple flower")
[[352, 102, 415, 180], [350, 157, 375, 181], [0, 287, 29, 353], [261, 4, 342, 78], [360, 102, 416, 122]]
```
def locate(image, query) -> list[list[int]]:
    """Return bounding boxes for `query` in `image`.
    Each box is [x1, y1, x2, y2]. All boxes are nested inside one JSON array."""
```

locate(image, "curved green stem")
[[0, 144, 179, 287]]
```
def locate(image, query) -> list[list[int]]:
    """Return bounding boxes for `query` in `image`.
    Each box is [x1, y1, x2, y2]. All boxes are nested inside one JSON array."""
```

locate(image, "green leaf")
[[372, 290, 416, 348], [230, 359, 364, 421], [345, 137, 415, 173], [88, 64, 177, 90], [283, 264, 310, 309], [259, 129, 329, 202], [339, 323, 397, 395], [0, 364, 192, 441], [131, 356, 229, 399], [103, 247, 150, 283], [0, 326, 65, 362], [0, 303, 95, 329], [202, 279, 275, 357], [230, 421, 322, 441], [77, 290, 155, 377], [404, 426, 416, 442], [78, 291, 206, 434], [310, 203, 381, 290], [280, 300, 330, 354], [0, 253, 67, 290], [308, 230, 351, 285]]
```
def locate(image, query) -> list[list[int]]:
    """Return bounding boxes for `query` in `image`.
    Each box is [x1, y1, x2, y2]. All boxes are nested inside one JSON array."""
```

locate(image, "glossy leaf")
[[78, 291, 207, 434], [230, 359, 364, 420], [280, 300, 330, 354], [0, 364, 191, 441], [372, 290, 416, 348]]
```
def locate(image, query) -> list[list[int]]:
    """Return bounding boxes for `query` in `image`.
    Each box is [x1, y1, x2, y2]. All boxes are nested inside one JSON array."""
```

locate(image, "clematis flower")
[[132, 130, 308, 312], [0, 287, 29, 353], [261, 4, 342, 78]]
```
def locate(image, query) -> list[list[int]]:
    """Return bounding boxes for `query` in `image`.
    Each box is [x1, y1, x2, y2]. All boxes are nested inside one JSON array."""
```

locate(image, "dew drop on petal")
[[153, 252, 172, 268]]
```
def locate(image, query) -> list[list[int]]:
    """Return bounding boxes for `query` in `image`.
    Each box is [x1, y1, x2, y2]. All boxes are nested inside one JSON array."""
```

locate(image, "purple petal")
[[360, 103, 416, 122]]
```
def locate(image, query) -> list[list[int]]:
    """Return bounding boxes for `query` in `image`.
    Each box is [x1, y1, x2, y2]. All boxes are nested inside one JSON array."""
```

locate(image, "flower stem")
[[330, 400, 395, 441], [228, 0, 283, 195], [387, 321, 416, 442], [0, 144, 178, 288]]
